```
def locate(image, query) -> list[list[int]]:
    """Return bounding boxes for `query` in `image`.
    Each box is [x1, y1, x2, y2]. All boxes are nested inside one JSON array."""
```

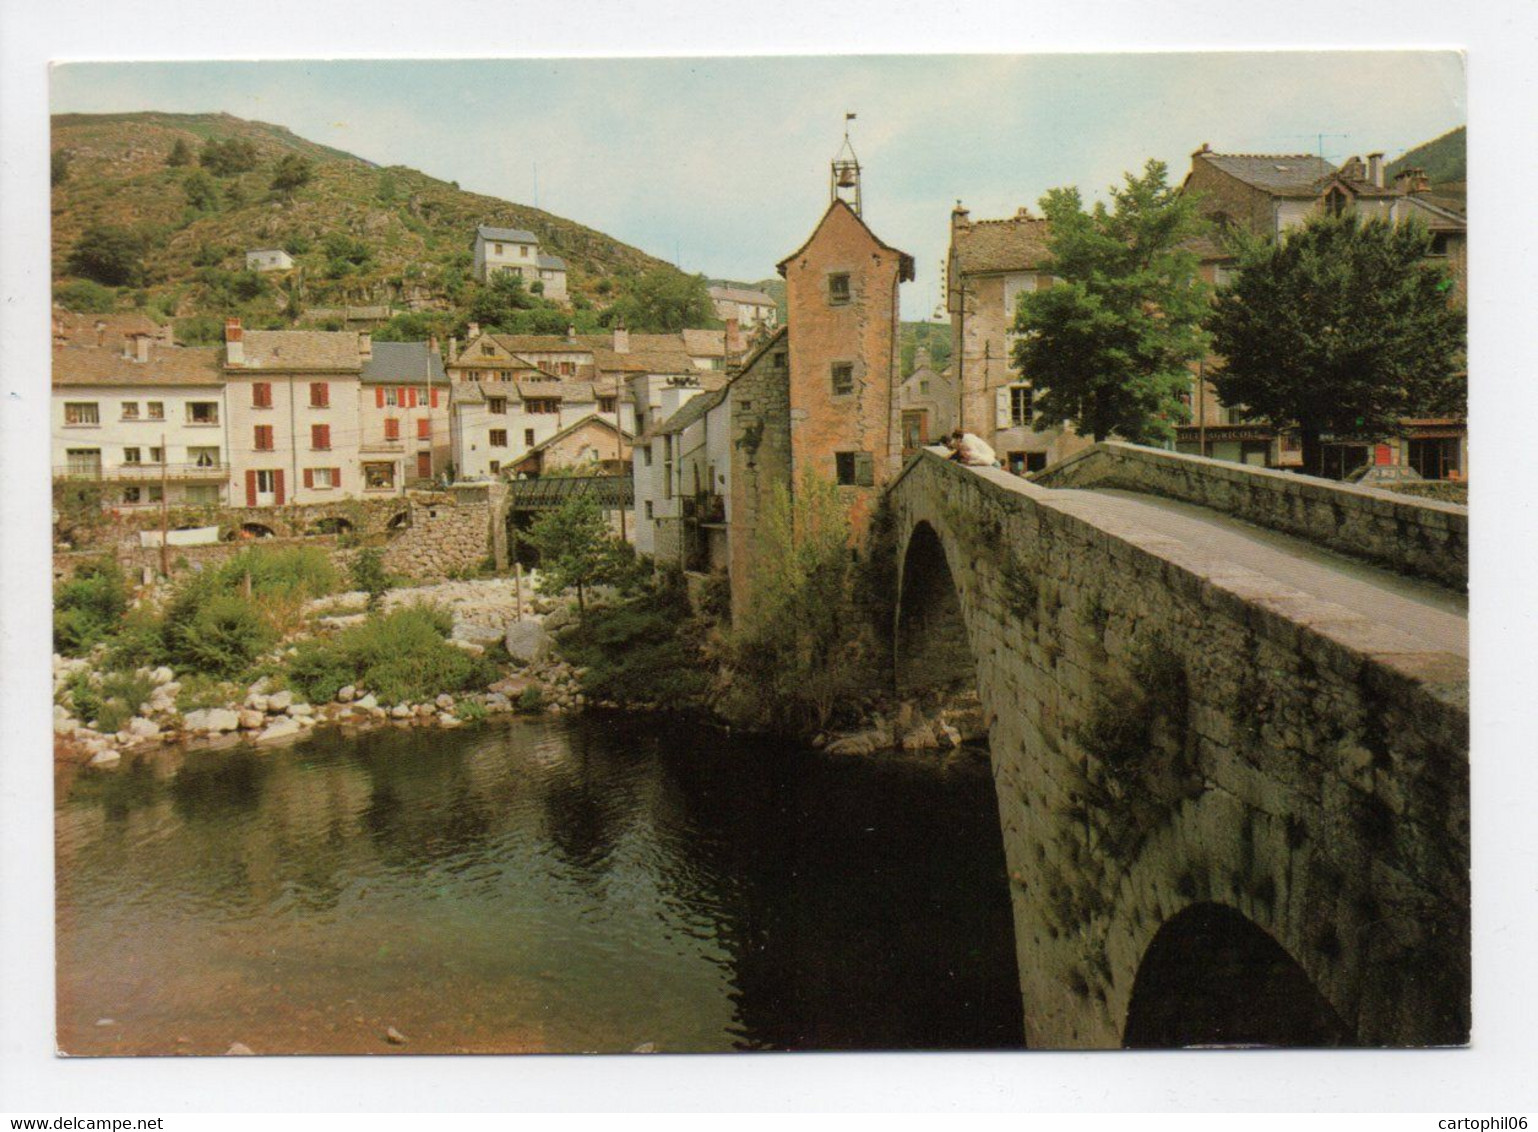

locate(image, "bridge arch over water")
[[887, 446, 1469, 1048]]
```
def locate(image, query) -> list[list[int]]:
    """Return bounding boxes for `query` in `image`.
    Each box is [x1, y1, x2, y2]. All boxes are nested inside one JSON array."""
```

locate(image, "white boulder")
[[504, 620, 553, 666]]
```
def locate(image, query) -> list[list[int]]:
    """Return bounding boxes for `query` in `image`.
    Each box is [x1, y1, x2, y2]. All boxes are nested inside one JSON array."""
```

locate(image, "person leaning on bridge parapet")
[[946, 429, 1000, 468]]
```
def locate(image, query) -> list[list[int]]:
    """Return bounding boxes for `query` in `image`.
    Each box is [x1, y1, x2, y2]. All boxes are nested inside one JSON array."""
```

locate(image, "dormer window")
[[1326, 187, 1349, 218], [481, 343, 495, 356]]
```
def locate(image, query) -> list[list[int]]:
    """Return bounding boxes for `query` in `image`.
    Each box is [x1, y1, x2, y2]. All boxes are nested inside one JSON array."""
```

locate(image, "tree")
[[526, 494, 628, 613], [468, 271, 540, 329], [166, 138, 193, 167], [51, 149, 71, 187], [607, 268, 714, 332], [199, 137, 259, 176], [1208, 211, 1466, 477], [183, 169, 220, 211], [1012, 160, 1210, 443], [67, 225, 148, 287], [270, 155, 314, 194]]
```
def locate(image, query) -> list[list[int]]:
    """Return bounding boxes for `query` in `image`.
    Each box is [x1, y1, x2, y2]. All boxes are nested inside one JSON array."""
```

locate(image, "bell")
[[836, 167, 856, 188]]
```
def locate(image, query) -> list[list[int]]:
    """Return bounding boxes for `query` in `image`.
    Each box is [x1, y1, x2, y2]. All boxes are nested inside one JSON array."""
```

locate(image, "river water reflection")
[[56, 714, 1024, 1054]]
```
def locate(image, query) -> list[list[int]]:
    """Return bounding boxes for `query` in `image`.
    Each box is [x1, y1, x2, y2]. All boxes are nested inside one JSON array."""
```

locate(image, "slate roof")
[[52, 310, 169, 348], [709, 285, 776, 306], [777, 199, 917, 281], [477, 225, 539, 244], [1402, 194, 1467, 229], [951, 213, 1053, 275], [360, 341, 447, 384], [235, 330, 365, 372], [54, 345, 223, 388], [537, 254, 567, 271], [1199, 152, 1336, 195], [653, 388, 725, 437], [680, 328, 728, 357]]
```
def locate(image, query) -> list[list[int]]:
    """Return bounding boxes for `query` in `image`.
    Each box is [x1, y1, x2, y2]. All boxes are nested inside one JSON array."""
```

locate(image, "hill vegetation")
[[1387, 125, 1465, 202], [50, 111, 694, 340]]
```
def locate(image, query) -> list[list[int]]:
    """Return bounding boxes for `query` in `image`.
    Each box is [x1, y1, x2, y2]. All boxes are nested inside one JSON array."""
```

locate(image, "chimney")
[[224, 317, 244, 366], [1367, 152, 1385, 188], [566, 324, 577, 342], [428, 335, 440, 356], [725, 316, 742, 355], [358, 332, 372, 360], [135, 333, 151, 364], [94, 320, 107, 349], [448, 336, 459, 363], [468, 322, 480, 339], [951, 200, 971, 229], [1193, 142, 1212, 159], [1015, 206, 1033, 219], [612, 322, 630, 354]]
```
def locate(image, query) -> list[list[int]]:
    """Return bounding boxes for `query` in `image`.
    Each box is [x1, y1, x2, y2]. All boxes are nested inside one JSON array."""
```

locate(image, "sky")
[[50, 53, 1465, 319]]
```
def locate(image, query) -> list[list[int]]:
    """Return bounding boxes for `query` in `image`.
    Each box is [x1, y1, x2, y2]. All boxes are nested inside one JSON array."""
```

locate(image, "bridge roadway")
[[1046, 485, 1468, 659]]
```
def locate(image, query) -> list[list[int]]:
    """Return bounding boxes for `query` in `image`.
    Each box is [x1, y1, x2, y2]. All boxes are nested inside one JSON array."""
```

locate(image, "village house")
[[1181, 145, 1468, 478], [245, 248, 295, 273], [223, 320, 369, 506], [52, 326, 229, 510], [707, 284, 779, 332], [945, 204, 1091, 473], [357, 340, 450, 491], [630, 374, 735, 567], [898, 345, 958, 457], [472, 225, 569, 301]]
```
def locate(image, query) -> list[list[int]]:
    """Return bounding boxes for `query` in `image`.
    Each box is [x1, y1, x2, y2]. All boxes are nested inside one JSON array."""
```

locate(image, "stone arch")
[[1122, 902, 1353, 1048], [309, 515, 355, 536], [894, 520, 974, 699], [238, 522, 276, 540], [385, 511, 410, 532]]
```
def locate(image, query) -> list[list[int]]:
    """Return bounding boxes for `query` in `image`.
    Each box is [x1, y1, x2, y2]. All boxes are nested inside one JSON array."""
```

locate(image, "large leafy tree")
[[66, 225, 148, 287], [607, 268, 715, 333], [1012, 160, 1210, 443], [527, 494, 630, 613], [1208, 211, 1466, 476]]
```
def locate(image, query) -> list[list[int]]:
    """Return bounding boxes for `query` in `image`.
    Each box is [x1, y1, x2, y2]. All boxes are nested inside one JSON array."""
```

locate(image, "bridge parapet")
[[1034, 442, 1467, 590], [888, 450, 1468, 1048]]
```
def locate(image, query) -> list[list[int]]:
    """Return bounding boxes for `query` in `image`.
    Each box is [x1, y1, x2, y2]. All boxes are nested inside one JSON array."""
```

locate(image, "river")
[[56, 714, 1025, 1055]]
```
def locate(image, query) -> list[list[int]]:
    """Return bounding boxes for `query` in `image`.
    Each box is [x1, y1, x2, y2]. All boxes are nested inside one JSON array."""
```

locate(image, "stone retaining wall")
[[381, 485, 497, 582], [889, 450, 1468, 1049], [1034, 442, 1467, 590]]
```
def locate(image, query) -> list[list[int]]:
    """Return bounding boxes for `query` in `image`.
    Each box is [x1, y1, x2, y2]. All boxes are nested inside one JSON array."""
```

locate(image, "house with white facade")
[[472, 225, 568, 301], [708, 284, 779, 331], [52, 333, 230, 510], [245, 248, 295, 272], [358, 340, 450, 489]]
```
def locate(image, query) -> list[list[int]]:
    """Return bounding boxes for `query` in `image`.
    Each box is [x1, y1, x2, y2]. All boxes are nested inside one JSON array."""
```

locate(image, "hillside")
[[50, 111, 674, 331], [1388, 125, 1465, 204]]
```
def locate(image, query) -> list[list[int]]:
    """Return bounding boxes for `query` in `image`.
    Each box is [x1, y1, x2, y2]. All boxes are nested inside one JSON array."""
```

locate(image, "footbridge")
[[886, 443, 1469, 1049]]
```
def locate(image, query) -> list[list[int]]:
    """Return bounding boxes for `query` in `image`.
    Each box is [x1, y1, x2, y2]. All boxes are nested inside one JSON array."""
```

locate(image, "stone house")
[[223, 320, 369, 506], [510, 414, 633, 478], [358, 340, 450, 490], [898, 346, 957, 456], [945, 204, 1092, 473], [52, 333, 229, 510], [707, 284, 779, 331], [472, 225, 569, 301]]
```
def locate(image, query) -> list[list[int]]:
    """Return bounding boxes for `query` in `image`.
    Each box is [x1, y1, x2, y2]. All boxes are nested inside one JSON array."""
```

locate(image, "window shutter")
[[376, 387, 386, 409], [303, 468, 314, 489], [430, 388, 440, 408], [995, 387, 1012, 431], [385, 418, 399, 441], [408, 387, 418, 408], [273, 469, 285, 506], [331, 467, 341, 485], [418, 418, 431, 440], [245, 469, 257, 507], [313, 424, 330, 449], [854, 451, 875, 487], [253, 382, 271, 408]]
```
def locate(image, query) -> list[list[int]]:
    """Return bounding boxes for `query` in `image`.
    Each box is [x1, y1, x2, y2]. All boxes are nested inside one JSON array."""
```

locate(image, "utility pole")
[[158, 432, 170, 578]]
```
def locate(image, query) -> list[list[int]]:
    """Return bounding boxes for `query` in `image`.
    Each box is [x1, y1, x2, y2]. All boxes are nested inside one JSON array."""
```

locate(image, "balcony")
[[54, 462, 231, 483]]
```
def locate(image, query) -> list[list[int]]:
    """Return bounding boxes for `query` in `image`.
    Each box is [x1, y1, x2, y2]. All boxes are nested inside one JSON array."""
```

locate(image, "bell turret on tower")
[[830, 112, 862, 216]]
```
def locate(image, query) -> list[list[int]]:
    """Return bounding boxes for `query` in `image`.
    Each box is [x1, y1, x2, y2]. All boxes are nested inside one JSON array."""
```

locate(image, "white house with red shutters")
[[357, 340, 450, 490]]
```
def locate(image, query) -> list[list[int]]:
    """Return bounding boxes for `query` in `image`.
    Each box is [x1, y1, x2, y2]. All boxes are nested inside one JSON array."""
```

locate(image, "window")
[[558, 362, 575, 377], [521, 245, 529, 257], [384, 418, 400, 441], [123, 447, 142, 464], [122, 486, 141, 504], [489, 429, 508, 448], [662, 437, 674, 499], [149, 447, 163, 464], [1010, 385, 1032, 428], [598, 396, 616, 413], [255, 470, 278, 495], [64, 402, 99, 426], [147, 485, 164, 503], [524, 429, 536, 447], [418, 387, 430, 406], [385, 387, 400, 407], [186, 484, 219, 505], [773, 351, 787, 368], [189, 446, 220, 468], [645, 501, 654, 519], [309, 467, 336, 489], [642, 446, 653, 467], [254, 425, 275, 451], [835, 451, 875, 487], [1026, 452, 1048, 473], [311, 423, 331, 450], [417, 418, 432, 440], [65, 448, 101, 474], [831, 362, 854, 396], [481, 343, 495, 357], [527, 399, 559, 414], [146, 401, 164, 420], [1326, 188, 1349, 218], [252, 382, 273, 408], [121, 402, 140, 421], [488, 397, 507, 415], [363, 462, 395, 490], [494, 243, 504, 254], [489, 460, 501, 475], [187, 402, 218, 424], [1429, 233, 1451, 257], [309, 382, 330, 408], [828, 273, 851, 305]]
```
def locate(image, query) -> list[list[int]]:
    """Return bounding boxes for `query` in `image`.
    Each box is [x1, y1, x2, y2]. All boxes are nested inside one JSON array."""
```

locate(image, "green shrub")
[[175, 672, 237, 713], [166, 593, 275, 677], [70, 669, 157, 733], [350, 548, 391, 609], [454, 697, 488, 723], [556, 585, 709, 706], [54, 279, 118, 313], [286, 639, 354, 704], [283, 606, 492, 705], [516, 686, 544, 713], [210, 545, 338, 600], [54, 558, 129, 656], [105, 607, 168, 669]]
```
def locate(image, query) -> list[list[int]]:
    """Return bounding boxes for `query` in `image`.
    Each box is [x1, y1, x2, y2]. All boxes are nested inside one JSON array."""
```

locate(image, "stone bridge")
[[886, 444, 1469, 1049]]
